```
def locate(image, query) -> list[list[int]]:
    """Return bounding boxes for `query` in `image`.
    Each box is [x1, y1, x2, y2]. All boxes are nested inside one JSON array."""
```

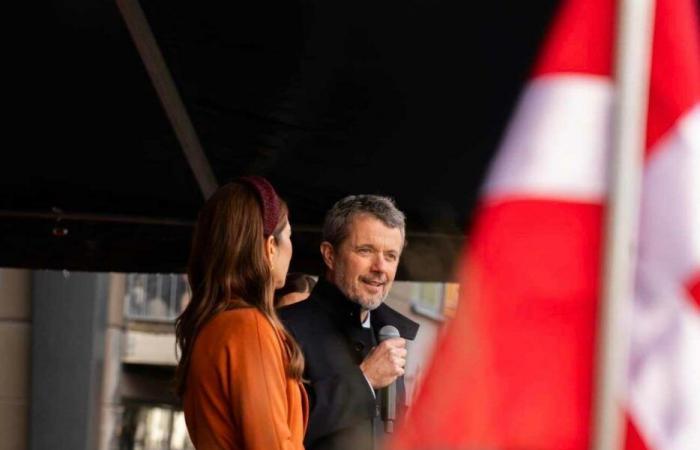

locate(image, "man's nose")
[[370, 254, 387, 272]]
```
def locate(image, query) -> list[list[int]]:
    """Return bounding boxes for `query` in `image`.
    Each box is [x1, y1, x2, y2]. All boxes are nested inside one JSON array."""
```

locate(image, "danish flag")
[[391, 0, 700, 449]]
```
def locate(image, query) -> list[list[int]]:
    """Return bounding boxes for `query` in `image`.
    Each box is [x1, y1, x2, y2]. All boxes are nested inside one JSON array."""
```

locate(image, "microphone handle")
[[378, 325, 401, 433], [381, 380, 397, 432]]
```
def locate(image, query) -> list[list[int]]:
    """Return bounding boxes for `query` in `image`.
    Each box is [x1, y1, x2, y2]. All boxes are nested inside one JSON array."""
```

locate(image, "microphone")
[[378, 325, 401, 433]]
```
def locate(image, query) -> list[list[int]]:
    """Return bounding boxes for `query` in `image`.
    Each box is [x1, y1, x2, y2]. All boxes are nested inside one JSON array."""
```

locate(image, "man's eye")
[[386, 254, 397, 262], [358, 248, 371, 254]]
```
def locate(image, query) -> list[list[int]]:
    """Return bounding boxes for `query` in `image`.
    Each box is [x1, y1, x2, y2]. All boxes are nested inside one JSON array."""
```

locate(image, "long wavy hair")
[[175, 181, 304, 396]]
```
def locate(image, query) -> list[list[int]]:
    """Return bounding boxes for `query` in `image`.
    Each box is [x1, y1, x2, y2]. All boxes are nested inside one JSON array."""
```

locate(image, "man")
[[280, 195, 419, 450]]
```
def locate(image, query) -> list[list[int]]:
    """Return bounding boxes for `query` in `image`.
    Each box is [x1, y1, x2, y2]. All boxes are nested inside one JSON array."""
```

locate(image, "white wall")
[[384, 281, 446, 406]]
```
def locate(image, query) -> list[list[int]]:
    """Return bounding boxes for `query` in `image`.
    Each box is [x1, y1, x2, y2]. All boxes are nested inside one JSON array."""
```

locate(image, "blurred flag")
[[390, 0, 700, 449]]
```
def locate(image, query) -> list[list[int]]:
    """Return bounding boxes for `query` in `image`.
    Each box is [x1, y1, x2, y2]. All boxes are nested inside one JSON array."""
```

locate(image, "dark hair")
[[274, 272, 317, 304], [175, 180, 304, 396]]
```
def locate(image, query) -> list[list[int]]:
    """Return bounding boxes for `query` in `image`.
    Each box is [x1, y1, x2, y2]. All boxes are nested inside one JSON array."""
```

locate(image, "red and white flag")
[[391, 0, 700, 449]]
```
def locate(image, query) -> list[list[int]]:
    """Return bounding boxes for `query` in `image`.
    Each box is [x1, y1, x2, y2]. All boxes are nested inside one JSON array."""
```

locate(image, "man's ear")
[[319, 241, 335, 271]]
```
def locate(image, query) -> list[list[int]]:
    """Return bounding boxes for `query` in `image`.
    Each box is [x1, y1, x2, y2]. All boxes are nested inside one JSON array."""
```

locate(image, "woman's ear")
[[319, 241, 335, 271], [264, 235, 277, 268]]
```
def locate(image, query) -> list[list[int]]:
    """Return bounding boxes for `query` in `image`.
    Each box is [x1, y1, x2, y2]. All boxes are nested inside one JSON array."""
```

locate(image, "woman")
[[175, 176, 307, 450]]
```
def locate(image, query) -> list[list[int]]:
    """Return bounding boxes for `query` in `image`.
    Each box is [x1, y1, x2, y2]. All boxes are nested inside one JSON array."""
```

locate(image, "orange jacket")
[[183, 307, 308, 450]]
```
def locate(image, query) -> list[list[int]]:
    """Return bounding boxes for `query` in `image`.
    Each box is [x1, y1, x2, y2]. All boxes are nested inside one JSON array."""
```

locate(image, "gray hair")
[[322, 195, 406, 248]]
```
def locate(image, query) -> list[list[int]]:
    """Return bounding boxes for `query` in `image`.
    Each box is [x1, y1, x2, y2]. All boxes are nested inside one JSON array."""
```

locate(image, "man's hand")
[[359, 338, 407, 389]]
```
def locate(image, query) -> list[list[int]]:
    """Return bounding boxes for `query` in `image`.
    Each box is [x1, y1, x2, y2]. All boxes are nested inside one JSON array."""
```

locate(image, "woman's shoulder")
[[189, 308, 286, 382], [205, 306, 277, 340], [210, 306, 263, 327], [194, 307, 280, 358]]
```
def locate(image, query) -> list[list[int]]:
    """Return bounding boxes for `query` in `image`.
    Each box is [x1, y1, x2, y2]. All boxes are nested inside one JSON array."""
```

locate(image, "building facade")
[[0, 269, 454, 450]]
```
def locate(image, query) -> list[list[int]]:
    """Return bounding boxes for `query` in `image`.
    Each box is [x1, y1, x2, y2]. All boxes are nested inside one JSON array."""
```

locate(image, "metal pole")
[[115, 0, 219, 199], [591, 1, 655, 450]]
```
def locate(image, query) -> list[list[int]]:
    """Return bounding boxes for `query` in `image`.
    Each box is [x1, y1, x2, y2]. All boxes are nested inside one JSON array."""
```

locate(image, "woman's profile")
[[175, 176, 307, 449]]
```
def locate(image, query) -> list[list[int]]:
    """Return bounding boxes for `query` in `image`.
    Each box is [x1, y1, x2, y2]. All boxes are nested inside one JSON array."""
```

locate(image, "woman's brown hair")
[[175, 181, 304, 396]]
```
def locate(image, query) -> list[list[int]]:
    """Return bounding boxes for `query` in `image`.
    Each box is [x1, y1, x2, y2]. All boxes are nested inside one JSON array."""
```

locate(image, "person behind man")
[[275, 272, 317, 307], [279, 195, 419, 450]]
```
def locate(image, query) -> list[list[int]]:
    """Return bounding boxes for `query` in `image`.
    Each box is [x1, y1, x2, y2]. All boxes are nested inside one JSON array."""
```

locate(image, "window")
[[410, 282, 459, 321], [121, 404, 194, 450]]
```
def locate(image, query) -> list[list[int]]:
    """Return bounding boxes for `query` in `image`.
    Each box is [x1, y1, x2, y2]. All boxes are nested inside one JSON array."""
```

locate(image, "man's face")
[[322, 214, 403, 311]]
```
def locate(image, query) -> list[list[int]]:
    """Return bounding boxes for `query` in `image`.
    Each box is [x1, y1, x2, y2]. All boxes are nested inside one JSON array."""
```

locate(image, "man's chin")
[[356, 295, 384, 311], [340, 284, 386, 310]]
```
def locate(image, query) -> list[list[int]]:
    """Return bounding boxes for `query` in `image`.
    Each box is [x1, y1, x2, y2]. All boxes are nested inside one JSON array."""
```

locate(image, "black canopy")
[[2, 0, 559, 280]]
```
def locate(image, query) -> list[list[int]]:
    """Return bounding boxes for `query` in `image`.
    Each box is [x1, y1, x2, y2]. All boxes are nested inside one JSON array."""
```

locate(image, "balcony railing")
[[124, 273, 191, 322]]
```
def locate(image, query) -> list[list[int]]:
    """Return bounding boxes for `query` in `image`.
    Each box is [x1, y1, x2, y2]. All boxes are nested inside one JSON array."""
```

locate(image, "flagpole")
[[591, 0, 655, 449]]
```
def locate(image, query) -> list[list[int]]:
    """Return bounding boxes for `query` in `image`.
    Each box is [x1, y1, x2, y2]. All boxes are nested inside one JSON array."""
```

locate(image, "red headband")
[[239, 176, 281, 236]]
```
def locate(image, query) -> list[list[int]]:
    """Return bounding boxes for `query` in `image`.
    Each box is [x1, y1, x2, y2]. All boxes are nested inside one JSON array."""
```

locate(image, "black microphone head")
[[378, 325, 400, 342]]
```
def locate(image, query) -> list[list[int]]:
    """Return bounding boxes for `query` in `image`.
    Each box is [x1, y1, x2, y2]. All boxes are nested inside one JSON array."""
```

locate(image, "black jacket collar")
[[311, 277, 419, 340]]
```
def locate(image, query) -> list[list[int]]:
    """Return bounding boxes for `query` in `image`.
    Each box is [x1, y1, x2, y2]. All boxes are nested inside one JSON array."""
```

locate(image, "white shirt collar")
[[361, 311, 371, 329]]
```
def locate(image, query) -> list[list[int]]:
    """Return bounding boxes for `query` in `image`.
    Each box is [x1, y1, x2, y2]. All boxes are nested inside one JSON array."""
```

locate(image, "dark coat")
[[279, 278, 419, 450]]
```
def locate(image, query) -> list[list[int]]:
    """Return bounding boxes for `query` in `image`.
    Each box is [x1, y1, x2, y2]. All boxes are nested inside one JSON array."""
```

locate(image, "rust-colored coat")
[[183, 307, 309, 450]]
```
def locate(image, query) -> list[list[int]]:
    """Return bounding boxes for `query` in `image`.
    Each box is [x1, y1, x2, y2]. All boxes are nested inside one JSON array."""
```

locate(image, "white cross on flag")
[[391, 0, 700, 448]]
